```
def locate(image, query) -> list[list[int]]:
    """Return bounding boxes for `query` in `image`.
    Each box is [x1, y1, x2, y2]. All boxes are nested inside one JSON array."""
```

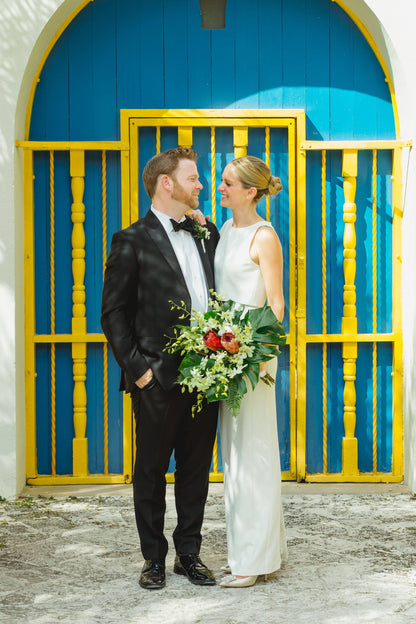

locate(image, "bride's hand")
[[259, 362, 266, 377], [187, 210, 210, 225]]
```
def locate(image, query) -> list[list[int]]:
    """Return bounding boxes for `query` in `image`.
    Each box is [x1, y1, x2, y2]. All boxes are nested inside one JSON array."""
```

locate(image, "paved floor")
[[0, 483, 415, 624]]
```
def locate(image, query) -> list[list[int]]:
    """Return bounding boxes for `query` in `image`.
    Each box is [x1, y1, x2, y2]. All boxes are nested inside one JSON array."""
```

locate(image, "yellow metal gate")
[[19, 109, 406, 484]]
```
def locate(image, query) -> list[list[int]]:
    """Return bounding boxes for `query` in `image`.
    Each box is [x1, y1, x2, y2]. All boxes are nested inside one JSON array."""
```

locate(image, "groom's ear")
[[160, 174, 173, 192]]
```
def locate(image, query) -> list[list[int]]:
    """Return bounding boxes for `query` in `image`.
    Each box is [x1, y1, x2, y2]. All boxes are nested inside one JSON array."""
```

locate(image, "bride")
[[214, 155, 287, 588]]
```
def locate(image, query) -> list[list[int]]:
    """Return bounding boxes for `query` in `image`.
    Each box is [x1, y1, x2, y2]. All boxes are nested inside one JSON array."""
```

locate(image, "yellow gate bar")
[[24, 148, 37, 479], [392, 148, 404, 476], [129, 123, 139, 224], [296, 114, 307, 481], [301, 140, 412, 150], [233, 126, 248, 158], [34, 333, 106, 343], [306, 333, 394, 343], [371, 150, 378, 474], [102, 150, 109, 475], [49, 150, 57, 476], [178, 126, 193, 148], [265, 127, 271, 221], [210, 127, 216, 224], [121, 108, 305, 121], [287, 119, 298, 479], [16, 140, 129, 150], [321, 150, 328, 474]]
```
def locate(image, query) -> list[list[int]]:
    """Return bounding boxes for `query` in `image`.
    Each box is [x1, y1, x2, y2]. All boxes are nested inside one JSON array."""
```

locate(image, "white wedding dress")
[[214, 218, 287, 576]]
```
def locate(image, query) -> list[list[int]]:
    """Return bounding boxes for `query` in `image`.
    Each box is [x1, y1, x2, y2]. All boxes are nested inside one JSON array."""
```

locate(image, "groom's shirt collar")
[[151, 205, 186, 234]]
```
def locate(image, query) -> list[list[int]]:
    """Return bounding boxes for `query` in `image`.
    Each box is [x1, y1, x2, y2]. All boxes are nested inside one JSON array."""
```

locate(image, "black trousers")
[[131, 379, 218, 562]]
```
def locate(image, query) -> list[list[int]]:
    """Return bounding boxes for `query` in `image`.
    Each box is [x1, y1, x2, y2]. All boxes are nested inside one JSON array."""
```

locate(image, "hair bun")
[[268, 176, 283, 195]]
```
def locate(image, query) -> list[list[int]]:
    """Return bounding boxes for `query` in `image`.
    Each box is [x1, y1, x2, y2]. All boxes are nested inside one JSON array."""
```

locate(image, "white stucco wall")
[[0, 0, 83, 498], [0, 0, 414, 496]]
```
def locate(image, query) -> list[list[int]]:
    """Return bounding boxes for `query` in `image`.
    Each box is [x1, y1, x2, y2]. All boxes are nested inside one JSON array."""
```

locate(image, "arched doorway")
[[20, 0, 404, 484]]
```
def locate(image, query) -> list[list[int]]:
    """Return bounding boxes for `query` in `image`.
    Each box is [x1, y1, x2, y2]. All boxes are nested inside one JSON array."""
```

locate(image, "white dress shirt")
[[151, 206, 209, 313]]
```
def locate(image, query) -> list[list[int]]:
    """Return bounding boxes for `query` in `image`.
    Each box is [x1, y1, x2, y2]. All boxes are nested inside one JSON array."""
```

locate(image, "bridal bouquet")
[[165, 291, 286, 416]]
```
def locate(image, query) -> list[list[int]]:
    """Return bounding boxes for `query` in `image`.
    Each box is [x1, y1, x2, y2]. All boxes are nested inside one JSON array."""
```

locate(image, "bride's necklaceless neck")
[[230, 205, 263, 229]]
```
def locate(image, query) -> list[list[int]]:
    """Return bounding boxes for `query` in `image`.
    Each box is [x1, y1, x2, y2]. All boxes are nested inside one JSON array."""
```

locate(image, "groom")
[[101, 147, 219, 590]]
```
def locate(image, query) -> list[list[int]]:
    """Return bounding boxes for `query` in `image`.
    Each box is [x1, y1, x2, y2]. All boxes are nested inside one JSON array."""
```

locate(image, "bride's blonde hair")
[[230, 155, 283, 203]]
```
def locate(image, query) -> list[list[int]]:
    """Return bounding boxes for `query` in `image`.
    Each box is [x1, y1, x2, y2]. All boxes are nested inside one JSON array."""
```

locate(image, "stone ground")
[[0, 483, 415, 624]]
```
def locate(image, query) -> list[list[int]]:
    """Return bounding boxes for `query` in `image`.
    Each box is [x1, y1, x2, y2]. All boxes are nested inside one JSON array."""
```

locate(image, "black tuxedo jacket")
[[101, 210, 220, 393]]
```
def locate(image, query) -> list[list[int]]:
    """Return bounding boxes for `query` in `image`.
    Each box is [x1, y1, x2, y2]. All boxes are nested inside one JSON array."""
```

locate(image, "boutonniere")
[[193, 221, 211, 252]]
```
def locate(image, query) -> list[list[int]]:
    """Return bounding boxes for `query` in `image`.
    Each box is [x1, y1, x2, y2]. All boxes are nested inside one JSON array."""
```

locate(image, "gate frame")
[[120, 108, 306, 482]]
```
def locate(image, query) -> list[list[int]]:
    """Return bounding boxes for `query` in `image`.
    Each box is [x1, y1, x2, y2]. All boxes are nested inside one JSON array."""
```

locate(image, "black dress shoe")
[[139, 559, 166, 590], [173, 554, 216, 586]]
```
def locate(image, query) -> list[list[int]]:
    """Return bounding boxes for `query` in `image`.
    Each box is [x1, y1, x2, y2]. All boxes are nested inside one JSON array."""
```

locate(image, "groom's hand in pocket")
[[135, 368, 154, 389]]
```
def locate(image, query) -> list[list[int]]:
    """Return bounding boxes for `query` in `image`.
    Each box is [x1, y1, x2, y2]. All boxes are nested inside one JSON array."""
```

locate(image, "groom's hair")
[[143, 147, 197, 198]]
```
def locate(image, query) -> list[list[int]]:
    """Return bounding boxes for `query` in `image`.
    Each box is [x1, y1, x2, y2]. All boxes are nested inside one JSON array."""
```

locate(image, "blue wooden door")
[[26, 0, 399, 483]]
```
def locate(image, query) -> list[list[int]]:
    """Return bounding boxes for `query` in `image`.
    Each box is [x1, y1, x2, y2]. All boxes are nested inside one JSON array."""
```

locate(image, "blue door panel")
[[86, 345, 123, 475], [35, 345, 52, 474], [36, 345, 74, 475]]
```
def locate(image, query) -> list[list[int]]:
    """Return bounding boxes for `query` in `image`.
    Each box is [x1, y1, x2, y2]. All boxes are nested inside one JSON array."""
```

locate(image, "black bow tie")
[[170, 217, 195, 234]]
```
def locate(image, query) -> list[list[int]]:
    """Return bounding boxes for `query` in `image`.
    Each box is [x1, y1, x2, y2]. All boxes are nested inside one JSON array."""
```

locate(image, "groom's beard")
[[171, 180, 200, 211]]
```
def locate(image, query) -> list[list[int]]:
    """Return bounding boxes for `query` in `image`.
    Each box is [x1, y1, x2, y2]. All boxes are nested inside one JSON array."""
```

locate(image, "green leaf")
[[206, 383, 226, 402], [205, 357, 216, 370], [247, 343, 280, 365], [245, 364, 260, 390], [225, 379, 242, 417], [247, 306, 275, 328], [178, 352, 203, 374], [247, 306, 286, 341], [234, 374, 248, 398], [204, 310, 217, 320]]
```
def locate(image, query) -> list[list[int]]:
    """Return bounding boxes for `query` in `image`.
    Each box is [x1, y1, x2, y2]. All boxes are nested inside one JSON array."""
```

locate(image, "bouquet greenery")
[[165, 291, 286, 416]]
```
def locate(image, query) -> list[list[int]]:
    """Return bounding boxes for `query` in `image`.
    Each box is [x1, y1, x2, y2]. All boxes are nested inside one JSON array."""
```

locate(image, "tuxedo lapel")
[[143, 210, 188, 289], [195, 237, 214, 290]]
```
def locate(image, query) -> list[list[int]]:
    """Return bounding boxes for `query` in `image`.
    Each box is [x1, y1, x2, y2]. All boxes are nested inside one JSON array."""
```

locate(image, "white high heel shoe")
[[220, 575, 258, 588]]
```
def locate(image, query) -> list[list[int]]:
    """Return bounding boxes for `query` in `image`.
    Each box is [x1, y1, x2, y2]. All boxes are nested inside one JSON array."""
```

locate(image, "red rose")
[[221, 332, 240, 354], [203, 329, 222, 351]]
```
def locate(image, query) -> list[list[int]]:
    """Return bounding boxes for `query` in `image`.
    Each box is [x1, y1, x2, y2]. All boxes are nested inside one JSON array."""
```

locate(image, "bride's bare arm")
[[250, 226, 284, 323]]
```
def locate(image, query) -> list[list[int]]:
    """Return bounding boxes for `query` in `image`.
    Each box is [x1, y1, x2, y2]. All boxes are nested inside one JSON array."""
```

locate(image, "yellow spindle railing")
[[372, 150, 378, 474], [70, 149, 88, 476], [265, 127, 270, 221], [341, 149, 359, 476], [102, 150, 109, 475], [321, 150, 328, 474], [49, 150, 56, 476]]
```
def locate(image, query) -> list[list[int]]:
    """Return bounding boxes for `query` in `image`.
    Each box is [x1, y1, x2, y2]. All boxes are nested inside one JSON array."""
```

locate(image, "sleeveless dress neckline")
[[231, 220, 266, 229]]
